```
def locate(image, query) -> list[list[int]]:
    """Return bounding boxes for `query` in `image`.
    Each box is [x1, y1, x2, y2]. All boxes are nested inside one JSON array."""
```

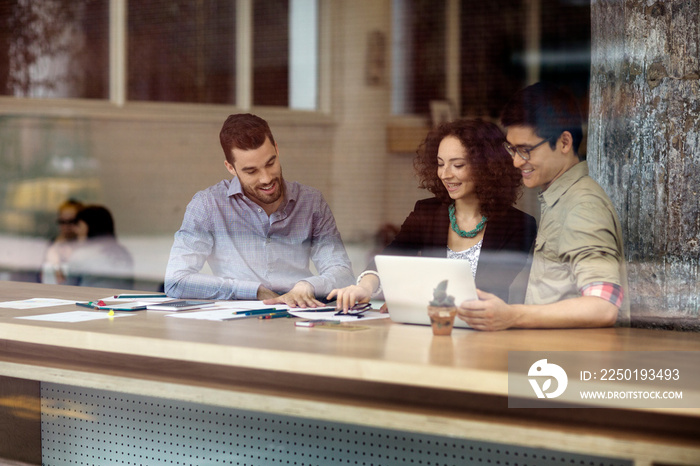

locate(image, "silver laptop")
[[374, 255, 477, 328]]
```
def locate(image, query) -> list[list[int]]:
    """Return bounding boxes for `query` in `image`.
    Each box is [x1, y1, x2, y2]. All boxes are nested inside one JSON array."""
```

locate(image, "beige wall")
[[100, 115, 340, 237]]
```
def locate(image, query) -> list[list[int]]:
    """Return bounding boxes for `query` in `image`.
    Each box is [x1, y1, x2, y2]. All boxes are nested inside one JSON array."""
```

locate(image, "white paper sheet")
[[16, 311, 133, 323], [287, 309, 390, 322], [164, 300, 390, 322], [211, 300, 280, 310], [0, 298, 77, 309], [207, 300, 336, 312], [166, 308, 273, 321]]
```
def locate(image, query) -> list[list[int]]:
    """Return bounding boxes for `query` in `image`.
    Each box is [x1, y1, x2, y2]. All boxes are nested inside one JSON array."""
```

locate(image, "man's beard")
[[242, 174, 285, 207]]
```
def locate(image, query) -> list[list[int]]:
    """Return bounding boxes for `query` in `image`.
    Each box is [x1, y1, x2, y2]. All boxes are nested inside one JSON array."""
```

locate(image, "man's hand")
[[262, 281, 323, 308], [256, 285, 280, 301], [456, 289, 521, 331]]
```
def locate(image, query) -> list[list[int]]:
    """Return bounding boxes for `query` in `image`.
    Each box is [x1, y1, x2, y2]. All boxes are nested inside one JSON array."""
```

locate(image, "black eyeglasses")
[[57, 219, 77, 225], [335, 302, 372, 317], [503, 137, 552, 161]]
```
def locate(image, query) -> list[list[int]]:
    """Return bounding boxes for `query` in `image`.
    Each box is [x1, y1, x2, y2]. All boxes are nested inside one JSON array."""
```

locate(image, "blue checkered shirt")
[[164, 178, 354, 300]]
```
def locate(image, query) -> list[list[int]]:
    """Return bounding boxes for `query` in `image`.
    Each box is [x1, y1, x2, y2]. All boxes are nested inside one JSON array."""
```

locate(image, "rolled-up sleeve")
[[560, 202, 624, 290]]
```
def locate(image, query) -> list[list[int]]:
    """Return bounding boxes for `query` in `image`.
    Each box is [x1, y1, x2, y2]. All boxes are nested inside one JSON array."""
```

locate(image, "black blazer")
[[371, 197, 537, 303]]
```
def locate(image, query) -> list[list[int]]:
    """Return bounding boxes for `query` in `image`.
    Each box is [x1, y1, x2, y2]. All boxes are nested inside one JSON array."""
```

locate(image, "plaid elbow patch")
[[580, 282, 624, 308]]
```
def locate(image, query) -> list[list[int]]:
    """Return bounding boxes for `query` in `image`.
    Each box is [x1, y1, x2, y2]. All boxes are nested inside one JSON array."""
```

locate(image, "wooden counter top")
[[2, 282, 696, 389], [1, 281, 700, 464]]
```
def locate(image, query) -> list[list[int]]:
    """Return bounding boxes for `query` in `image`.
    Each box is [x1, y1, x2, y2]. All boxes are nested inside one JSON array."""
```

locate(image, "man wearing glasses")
[[457, 82, 629, 330], [165, 113, 354, 307]]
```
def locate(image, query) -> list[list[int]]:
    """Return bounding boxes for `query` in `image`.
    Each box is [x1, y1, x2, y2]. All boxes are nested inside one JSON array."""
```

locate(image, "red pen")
[[259, 312, 289, 320]]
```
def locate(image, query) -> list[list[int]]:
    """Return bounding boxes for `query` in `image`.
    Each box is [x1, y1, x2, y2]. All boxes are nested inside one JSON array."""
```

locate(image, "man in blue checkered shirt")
[[164, 114, 354, 307]]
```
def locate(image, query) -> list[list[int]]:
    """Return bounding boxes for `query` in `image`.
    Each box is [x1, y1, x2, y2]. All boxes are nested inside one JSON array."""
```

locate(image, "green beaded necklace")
[[448, 203, 487, 238]]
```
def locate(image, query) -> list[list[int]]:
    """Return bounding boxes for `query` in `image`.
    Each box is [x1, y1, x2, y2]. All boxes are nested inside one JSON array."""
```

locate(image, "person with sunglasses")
[[41, 198, 84, 284], [457, 82, 629, 331], [329, 118, 537, 314]]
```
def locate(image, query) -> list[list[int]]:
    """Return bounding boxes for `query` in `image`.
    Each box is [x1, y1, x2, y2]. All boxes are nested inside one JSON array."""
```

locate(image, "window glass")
[[460, 0, 590, 119], [253, 0, 290, 107], [539, 0, 591, 114], [460, 0, 526, 118], [128, 1, 236, 104], [289, 0, 319, 110], [0, 0, 109, 99], [392, 0, 590, 119], [392, 0, 446, 116]]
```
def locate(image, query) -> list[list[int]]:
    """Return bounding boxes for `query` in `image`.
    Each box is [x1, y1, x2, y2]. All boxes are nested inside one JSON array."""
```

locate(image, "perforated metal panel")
[[41, 383, 631, 466]]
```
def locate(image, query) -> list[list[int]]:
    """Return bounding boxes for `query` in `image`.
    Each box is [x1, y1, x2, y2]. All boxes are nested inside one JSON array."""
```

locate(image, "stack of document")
[[166, 301, 389, 322]]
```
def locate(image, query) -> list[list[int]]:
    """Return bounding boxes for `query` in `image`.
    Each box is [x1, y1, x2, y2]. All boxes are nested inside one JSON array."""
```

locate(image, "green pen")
[[222, 308, 282, 321], [232, 307, 278, 316]]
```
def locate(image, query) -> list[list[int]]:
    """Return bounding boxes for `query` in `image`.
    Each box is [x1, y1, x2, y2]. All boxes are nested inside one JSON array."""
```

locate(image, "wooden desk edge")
[[0, 321, 509, 395], [2, 358, 700, 466]]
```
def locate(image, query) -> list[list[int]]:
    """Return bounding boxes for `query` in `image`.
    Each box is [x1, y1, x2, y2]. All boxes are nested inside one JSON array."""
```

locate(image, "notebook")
[[146, 300, 217, 311], [374, 255, 477, 328]]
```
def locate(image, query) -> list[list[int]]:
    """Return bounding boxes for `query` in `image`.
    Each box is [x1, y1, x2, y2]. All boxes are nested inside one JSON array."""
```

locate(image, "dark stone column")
[[589, 0, 700, 322]]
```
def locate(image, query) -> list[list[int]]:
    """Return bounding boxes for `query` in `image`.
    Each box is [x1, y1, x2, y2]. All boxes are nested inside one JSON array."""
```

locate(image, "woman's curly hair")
[[413, 118, 522, 218]]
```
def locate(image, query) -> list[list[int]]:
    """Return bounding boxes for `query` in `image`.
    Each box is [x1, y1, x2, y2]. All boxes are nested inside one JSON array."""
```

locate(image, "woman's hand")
[[327, 285, 372, 313], [327, 273, 380, 313]]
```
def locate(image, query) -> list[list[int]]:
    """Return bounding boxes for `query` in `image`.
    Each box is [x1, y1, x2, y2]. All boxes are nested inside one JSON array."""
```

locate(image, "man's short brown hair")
[[219, 113, 277, 164]]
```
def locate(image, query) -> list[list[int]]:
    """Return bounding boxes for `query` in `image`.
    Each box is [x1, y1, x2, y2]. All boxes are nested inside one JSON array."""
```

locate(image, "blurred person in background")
[[61, 205, 134, 289], [41, 199, 84, 284]]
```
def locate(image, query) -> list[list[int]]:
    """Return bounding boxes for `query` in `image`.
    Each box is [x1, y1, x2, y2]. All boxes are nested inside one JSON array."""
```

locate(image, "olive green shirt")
[[525, 161, 630, 323]]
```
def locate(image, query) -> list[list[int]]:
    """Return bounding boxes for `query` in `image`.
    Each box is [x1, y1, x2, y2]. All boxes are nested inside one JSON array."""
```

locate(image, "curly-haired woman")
[[329, 119, 537, 312]]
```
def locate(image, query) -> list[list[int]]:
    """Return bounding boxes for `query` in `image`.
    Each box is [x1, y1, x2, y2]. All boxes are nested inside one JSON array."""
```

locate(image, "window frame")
[[390, 0, 546, 123], [0, 0, 331, 124], [389, 0, 460, 126]]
